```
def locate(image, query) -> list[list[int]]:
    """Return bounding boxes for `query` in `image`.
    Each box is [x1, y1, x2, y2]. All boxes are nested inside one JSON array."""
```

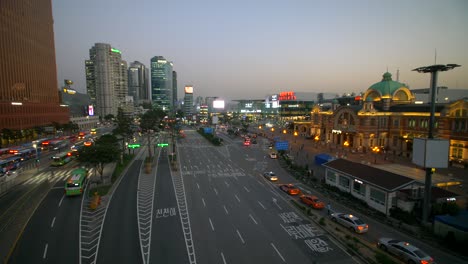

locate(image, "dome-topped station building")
[[300, 72, 468, 166]]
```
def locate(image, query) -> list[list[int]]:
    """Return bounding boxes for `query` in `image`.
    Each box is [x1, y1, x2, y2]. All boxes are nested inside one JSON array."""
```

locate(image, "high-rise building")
[[184, 85, 194, 117], [0, 0, 69, 131], [85, 43, 128, 117], [150, 56, 173, 111], [172, 71, 178, 110], [128, 61, 149, 105]]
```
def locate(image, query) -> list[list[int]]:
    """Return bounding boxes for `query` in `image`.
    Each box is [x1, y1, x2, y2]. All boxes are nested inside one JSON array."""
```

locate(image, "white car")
[[377, 238, 436, 264], [330, 213, 368, 233], [269, 153, 277, 159], [263, 171, 278, 182]]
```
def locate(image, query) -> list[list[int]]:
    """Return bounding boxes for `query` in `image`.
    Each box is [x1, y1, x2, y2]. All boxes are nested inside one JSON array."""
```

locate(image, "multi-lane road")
[[4, 128, 466, 263]]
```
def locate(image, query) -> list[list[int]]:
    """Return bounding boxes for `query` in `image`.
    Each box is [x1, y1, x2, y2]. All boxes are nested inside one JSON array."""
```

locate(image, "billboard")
[[88, 105, 94, 116], [185, 86, 193, 94], [213, 100, 225, 109], [278, 91, 296, 101], [212, 115, 219, 124]]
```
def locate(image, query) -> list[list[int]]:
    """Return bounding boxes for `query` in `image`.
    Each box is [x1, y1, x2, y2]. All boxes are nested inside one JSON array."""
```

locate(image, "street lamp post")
[[413, 63, 461, 224], [32, 143, 39, 168], [372, 146, 380, 163]]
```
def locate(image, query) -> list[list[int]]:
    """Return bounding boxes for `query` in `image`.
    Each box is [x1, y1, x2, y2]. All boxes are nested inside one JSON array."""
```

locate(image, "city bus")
[[0, 156, 22, 176], [50, 152, 73, 166], [65, 168, 88, 196]]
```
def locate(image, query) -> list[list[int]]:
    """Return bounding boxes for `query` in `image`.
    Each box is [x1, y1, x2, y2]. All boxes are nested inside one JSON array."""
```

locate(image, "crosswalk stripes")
[[22, 168, 95, 185]]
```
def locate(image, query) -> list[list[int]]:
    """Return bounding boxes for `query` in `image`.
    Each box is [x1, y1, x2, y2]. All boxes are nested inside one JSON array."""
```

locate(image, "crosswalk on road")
[[22, 168, 95, 186]]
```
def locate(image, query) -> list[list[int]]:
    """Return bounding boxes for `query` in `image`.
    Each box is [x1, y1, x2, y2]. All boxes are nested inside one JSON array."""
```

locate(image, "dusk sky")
[[52, 0, 468, 102]]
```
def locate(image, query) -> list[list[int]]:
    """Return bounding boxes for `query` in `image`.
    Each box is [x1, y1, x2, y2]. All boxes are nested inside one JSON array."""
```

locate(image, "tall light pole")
[[413, 63, 460, 224]]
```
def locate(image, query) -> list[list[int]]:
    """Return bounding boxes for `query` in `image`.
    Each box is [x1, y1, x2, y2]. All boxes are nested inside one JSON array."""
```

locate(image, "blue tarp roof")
[[434, 210, 468, 232]]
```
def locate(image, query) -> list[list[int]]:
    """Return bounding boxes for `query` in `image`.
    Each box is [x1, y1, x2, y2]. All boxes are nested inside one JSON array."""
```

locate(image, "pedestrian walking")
[[327, 203, 331, 215]]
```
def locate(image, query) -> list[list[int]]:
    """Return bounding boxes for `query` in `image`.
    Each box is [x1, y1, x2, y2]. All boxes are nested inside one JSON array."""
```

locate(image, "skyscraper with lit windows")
[[150, 56, 173, 111], [85, 43, 128, 117]]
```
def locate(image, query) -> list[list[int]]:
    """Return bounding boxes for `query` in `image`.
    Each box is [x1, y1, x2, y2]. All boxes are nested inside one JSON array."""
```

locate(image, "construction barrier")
[[89, 192, 101, 210]]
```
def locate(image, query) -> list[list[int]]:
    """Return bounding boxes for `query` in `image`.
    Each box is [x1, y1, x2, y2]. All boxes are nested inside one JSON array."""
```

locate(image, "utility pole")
[[412, 63, 460, 224]]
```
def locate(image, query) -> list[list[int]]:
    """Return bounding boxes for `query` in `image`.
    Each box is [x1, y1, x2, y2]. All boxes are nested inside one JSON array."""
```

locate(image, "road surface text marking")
[[155, 207, 177, 218], [305, 238, 333, 253]]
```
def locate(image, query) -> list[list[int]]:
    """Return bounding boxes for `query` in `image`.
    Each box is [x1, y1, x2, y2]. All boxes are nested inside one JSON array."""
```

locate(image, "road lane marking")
[[249, 214, 258, 225], [214, 188, 218, 195], [271, 243, 286, 262], [43, 243, 48, 259], [236, 229, 245, 244], [224, 181, 229, 187], [51, 217, 56, 228], [258, 201, 266, 210], [202, 198, 206, 207], [243, 186, 250, 192], [234, 194, 240, 203], [58, 195, 65, 207], [196, 183, 200, 189], [223, 205, 229, 215], [221, 252, 227, 264], [273, 198, 282, 210], [209, 218, 215, 231]]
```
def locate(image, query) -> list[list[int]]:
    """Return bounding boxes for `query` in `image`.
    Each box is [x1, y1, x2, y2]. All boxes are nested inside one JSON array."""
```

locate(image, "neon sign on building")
[[278, 91, 296, 101]]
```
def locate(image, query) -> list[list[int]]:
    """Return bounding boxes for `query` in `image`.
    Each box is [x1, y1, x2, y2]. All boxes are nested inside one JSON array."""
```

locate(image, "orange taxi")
[[279, 184, 301, 196], [300, 195, 325, 209]]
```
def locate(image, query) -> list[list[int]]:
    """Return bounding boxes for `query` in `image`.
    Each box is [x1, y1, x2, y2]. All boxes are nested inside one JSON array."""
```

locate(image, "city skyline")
[[52, 0, 468, 102]]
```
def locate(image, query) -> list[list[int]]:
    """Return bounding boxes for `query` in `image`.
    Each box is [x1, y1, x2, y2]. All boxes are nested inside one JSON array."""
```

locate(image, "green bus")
[[65, 168, 88, 196], [50, 152, 72, 166]]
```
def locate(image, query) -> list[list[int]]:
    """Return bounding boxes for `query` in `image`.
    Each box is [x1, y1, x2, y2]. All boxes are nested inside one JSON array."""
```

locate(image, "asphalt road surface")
[[9, 168, 81, 264], [176, 129, 355, 264]]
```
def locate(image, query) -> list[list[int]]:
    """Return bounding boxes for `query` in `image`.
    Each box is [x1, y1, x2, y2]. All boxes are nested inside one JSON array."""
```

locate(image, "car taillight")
[[420, 259, 432, 264], [358, 226, 364, 230]]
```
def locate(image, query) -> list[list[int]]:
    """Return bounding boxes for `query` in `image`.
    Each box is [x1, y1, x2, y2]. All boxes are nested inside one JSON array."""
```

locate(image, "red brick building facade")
[[0, 0, 69, 131]]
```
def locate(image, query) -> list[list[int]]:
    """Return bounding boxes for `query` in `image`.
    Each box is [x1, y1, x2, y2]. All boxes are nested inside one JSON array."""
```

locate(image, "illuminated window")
[[393, 119, 399, 128], [451, 144, 464, 159], [408, 119, 416, 128]]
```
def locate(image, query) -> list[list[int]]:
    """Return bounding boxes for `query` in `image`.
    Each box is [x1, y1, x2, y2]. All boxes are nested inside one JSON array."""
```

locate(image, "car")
[[279, 184, 301, 195], [263, 171, 278, 182], [330, 213, 368, 233], [300, 195, 325, 209], [269, 152, 277, 159], [377, 238, 435, 264]]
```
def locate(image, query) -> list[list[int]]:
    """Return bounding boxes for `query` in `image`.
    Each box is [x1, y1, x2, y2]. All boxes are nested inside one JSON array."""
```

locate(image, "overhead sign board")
[[275, 141, 289, 151]]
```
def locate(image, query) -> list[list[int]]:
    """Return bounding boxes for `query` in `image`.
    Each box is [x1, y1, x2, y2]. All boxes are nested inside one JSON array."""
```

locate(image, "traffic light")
[[128, 143, 141, 149], [157, 143, 169, 147]]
